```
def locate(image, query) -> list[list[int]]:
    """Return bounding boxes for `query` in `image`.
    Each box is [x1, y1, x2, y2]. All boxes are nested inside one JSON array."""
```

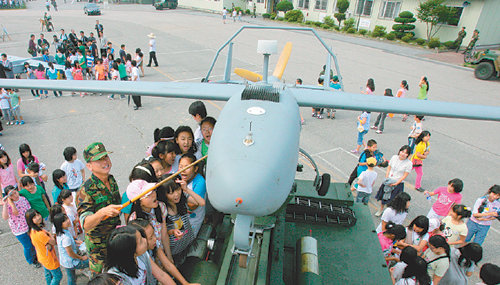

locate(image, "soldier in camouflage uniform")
[[77, 142, 122, 275]]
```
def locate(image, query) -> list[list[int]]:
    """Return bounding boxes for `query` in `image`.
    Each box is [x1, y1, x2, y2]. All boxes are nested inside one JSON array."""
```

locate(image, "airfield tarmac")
[[0, 2, 499, 284]]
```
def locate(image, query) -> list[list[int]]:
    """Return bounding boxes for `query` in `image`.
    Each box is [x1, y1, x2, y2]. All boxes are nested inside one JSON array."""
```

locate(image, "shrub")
[[313, 21, 323, 27], [335, 0, 349, 26], [427, 37, 441, 48], [270, 12, 277, 20], [285, 10, 304, 22], [305, 20, 314, 25], [392, 11, 417, 38], [416, 38, 426, 45], [323, 16, 336, 27], [443, 40, 455, 49], [334, 26, 340, 31], [320, 24, 331, 29], [358, 29, 368, 35], [386, 32, 396, 40], [402, 34, 413, 42], [347, 27, 356, 33], [277, 17, 285, 21], [342, 17, 355, 31], [371, 25, 386, 37], [245, 9, 251, 14], [276, 1, 294, 12], [262, 13, 271, 19]]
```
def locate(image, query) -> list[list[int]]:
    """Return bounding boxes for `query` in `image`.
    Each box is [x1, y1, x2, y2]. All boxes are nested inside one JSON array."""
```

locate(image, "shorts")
[[11, 106, 21, 119], [356, 191, 371, 204], [357, 130, 368, 145]]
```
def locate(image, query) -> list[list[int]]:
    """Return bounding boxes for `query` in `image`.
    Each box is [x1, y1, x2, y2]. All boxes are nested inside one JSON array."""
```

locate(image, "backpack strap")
[[427, 255, 448, 265]]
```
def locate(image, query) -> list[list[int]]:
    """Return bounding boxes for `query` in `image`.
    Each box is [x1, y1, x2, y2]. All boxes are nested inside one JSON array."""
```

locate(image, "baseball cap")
[[126, 179, 156, 201], [428, 218, 441, 232], [366, 157, 377, 166], [83, 142, 112, 163]]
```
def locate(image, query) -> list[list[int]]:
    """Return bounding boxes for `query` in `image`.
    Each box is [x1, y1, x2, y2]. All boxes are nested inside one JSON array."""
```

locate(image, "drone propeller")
[[234, 42, 292, 83]]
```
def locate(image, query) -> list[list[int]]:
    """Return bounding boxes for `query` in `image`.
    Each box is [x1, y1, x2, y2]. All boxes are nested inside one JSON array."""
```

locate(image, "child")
[[417, 76, 429, 100], [362, 78, 375, 95], [0, 88, 12, 125], [64, 62, 75, 95], [26, 162, 49, 193], [349, 139, 377, 190], [19, 176, 50, 222], [422, 235, 450, 284], [17, 143, 43, 179], [371, 88, 393, 134], [355, 157, 377, 205], [313, 77, 326, 119], [53, 213, 88, 285], [198, 116, 216, 157], [391, 256, 431, 285], [108, 62, 120, 100], [478, 263, 500, 285], [85, 50, 95, 80], [127, 179, 169, 253], [442, 204, 470, 248], [173, 126, 199, 171], [397, 215, 429, 254], [128, 219, 194, 285], [1, 186, 39, 267], [376, 192, 411, 233], [8, 88, 25, 125], [26, 208, 62, 284], [407, 115, 424, 152], [151, 140, 177, 175], [412, 131, 431, 192], [25, 62, 40, 98], [60, 146, 86, 193], [351, 111, 370, 154], [51, 169, 69, 203], [178, 154, 206, 237], [94, 58, 106, 81], [188, 101, 207, 142], [146, 126, 174, 156], [34, 64, 49, 99], [396, 80, 409, 122], [377, 222, 406, 265], [465, 185, 500, 245], [389, 246, 417, 283], [425, 178, 463, 220], [326, 75, 341, 120], [46, 62, 62, 97], [0, 150, 18, 194], [58, 189, 79, 238], [106, 225, 154, 284], [157, 179, 198, 265], [439, 242, 482, 285]]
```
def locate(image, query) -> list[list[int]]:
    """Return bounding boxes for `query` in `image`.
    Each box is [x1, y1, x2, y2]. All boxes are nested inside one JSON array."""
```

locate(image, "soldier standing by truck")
[[77, 142, 122, 275]]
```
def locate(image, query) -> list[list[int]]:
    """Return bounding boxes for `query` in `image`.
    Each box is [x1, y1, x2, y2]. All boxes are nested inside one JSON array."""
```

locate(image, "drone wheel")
[[238, 254, 248, 268], [318, 174, 330, 196]]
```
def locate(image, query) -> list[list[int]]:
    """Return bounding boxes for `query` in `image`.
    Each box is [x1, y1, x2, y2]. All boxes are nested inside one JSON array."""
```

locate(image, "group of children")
[[0, 100, 214, 284], [0, 88, 25, 134]]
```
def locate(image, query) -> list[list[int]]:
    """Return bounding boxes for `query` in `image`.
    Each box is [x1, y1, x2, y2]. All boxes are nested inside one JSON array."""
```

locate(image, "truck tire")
[[474, 62, 494, 80]]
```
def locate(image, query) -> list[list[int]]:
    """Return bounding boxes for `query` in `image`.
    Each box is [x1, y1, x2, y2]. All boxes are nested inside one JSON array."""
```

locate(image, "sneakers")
[[32, 261, 41, 268], [20, 120, 25, 125], [317, 115, 323, 119], [376, 130, 383, 134], [374, 210, 383, 217], [350, 149, 359, 154], [312, 113, 316, 117], [415, 187, 425, 192], [15, 121, 19, 125], [370, 125, 378, 129]]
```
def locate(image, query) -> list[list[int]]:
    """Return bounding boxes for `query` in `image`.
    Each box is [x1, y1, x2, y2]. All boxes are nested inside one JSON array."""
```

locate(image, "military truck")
[[473, 49, 500, 80], [154, 0, 177, 10]]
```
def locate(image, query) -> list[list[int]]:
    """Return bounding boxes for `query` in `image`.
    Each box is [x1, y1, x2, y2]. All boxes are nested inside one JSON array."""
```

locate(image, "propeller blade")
[[272, 42, 292, 80], [234, 68, 263, 82]]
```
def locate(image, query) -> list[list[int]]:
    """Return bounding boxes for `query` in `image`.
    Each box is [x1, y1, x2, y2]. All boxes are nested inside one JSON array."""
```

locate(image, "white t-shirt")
[[131, 67, 140, 81], [388, 155, 412, 181], [376, 208, 408, 233], [0, 91, 10, 109], [194, 125, 203, 143], [441, 216, 468, 247], [60, 159, 85, 190], [391, 262, 407, 283], [149, 39, 156, 52], [407, 228, 429, 246], [62, 203, 78, 237], [357, 169, 377, 194], [408, 121, 422, 137]]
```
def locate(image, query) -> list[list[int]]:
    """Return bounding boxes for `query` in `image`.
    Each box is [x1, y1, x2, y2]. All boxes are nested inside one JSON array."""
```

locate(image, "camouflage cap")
[[83, 142, 112, 163]]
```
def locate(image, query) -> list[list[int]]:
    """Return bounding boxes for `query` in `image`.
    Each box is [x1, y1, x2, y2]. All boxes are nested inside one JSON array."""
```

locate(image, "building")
[[179, 0, 500, 46]]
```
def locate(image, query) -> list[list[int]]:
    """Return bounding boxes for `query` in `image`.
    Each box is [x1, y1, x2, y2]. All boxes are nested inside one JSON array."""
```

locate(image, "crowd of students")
[[0, 101, 216, 284]]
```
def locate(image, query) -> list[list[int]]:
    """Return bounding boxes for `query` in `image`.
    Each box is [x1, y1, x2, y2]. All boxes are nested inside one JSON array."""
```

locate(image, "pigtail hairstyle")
[[452, 204, 472, 219], [457, 242, 482, 268]]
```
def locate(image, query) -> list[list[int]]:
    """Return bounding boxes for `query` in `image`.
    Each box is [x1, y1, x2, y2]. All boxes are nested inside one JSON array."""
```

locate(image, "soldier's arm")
[[77, 187, 121, 231]]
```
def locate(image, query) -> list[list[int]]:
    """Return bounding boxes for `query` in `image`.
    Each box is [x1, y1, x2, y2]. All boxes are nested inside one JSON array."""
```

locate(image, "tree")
[[392, 11, 416, 39], [276, 1, 294, 12], [416, 0, 454, 41], [334, 0, 349, 27]]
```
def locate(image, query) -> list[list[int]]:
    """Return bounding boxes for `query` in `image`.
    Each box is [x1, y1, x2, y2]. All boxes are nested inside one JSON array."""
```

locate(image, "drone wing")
[[290, 87, 500, 122], [0, 79, 242, 101]]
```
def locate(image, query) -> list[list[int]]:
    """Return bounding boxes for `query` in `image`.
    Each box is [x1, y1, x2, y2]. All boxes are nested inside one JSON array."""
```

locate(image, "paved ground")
[[0, 2, 499, 284]]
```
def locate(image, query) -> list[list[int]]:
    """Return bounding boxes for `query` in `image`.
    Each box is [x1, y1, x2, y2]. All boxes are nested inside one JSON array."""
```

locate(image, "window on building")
[[445, 6, 463, 26], [356, 0, 373, 16], [314, 0, 327, 10], [256, 0, 264, 3], [298, 0, 309, 9], [379, 1, 400, 19]]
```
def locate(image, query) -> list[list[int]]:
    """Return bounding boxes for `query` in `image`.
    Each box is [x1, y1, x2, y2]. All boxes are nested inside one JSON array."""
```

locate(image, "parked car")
[[473, 49, 500, 80], [84, 3, 101, 15]]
